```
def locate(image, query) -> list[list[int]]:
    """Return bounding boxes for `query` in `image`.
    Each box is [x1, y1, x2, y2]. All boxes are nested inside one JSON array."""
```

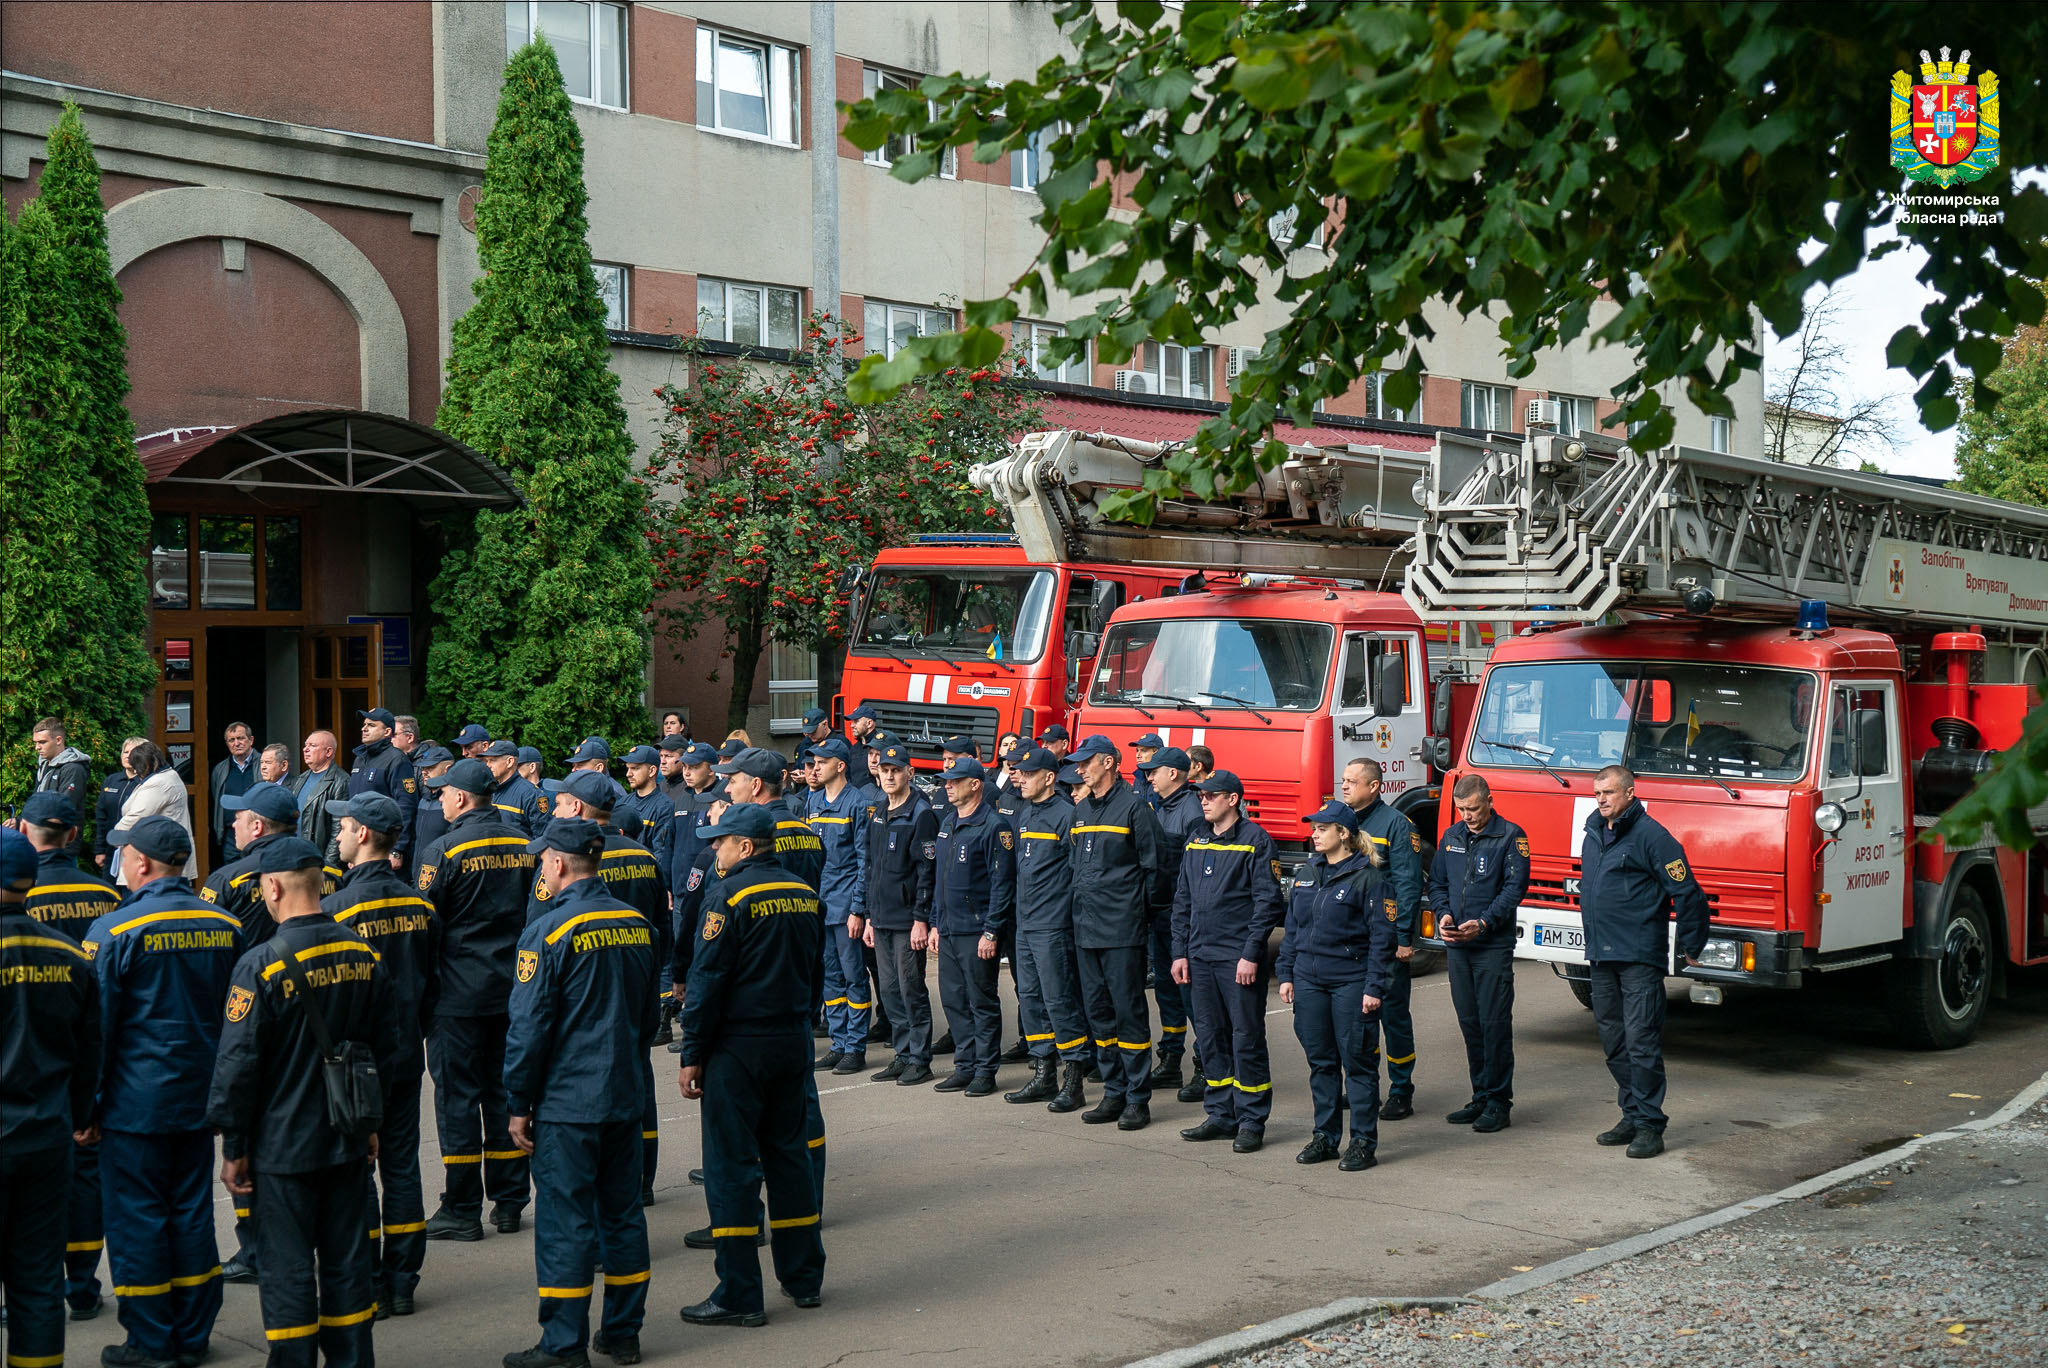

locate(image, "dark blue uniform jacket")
[[1276, 852, 1397, 996], [414, 808, 533, 1017], [678, 855, 825, 1066], [1153, 784, 1204, 906], [1069, 780, 1170, 949], [26, 848, 121, 943], [1356, 798, 1425, 946], [323, 860, 440, 1072], [1170, 816, 1286, 964], [808, 783, 869, 924], [504, 878, 658, 1123], [349, 737, 420, 865], [1428, 812, 1531, 944], [1579, 800, 1712, 966], [1013, 793, 1076, 934], [491, 772, 550, 836], [932, 801, 1015, 939], [864, 793, 937, 932], [1, 910, 100, 1154], [203, 830, 342, 947]]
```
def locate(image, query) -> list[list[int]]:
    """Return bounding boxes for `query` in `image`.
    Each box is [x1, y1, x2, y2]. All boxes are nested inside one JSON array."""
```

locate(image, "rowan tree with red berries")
[[644, 317, 1042, 730]]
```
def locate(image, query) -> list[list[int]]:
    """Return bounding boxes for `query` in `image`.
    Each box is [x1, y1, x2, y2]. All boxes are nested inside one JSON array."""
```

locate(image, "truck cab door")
[[1332, 631, 1424, 801], [1817, 681, 1908, 952]]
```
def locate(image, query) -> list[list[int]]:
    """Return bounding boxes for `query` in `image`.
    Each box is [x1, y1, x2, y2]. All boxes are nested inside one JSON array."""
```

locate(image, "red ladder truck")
[[1403, 425, 2048, 1047]]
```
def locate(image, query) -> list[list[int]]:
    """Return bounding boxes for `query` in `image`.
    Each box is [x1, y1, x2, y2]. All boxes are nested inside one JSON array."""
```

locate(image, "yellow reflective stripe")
[[726, 880, 812, 907], [710, 1226, 759, 1238], [1205, 1077, 1235, 1089], [483, 1149, 526, 1160], [383, 1220, 427, 1234], [768, 1213, 819, 1229], [1386, 1052, 1416, 1064], [807, 816, 851, 825], [321, 1306, 378, 1327], [1094, 1037, 1114, 1048], [822, 996, 848, 1007], [261, 938, 376, 978], [603, 1269, 651, 1285], [116, 1282, 172, 1295], [1071, 825, 1131, 835], [1023, 1032, 1054, 1042], [445, 837, 529, 857], [333, 896, 432, 919], [537, 1285, 592, 1298], [234, 1207, 252, 1218], [544, 910, 644, 945], [1055, 1035, 1089, 1050], [29, 883, 112, 894], [642, 1129, 659, 1139], [1233, 1078, 1273, 1093], [0, 935, 89, 956], [807, 1135, 826, 1149], [9, 1351, 68, 1367], [267, 1323, 320, 1341], [67, 1238, 105, 1252], [108, 908, 241, 937], [1020, 831, 1061, 840], [601, 845, 653, 860], [1188, 842, 1257, 853], [442, 1154, 482, 1165], [1115, 1039, 1149, 1050], [229, 871, 257, 889], [1159, 1024, 1188, 1033], [368, 1227, 383, 1240], [845, 997, 871, 1009], [494, 803, 526, 815], [173, 1267, 221, 1287]]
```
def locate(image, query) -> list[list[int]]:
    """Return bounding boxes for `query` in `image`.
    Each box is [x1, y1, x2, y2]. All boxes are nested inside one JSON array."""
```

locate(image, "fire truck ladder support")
[[1402, 430, 2048, 631]]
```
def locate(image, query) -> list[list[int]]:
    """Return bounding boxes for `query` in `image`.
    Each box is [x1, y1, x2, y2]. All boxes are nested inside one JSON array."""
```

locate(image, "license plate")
[[1533, 924, 1585, 951]]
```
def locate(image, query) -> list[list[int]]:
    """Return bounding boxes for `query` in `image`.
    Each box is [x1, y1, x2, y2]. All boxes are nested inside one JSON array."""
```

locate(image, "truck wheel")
[[1567, 974, 1594, 1010], [1889, 887, 1993, 1050]]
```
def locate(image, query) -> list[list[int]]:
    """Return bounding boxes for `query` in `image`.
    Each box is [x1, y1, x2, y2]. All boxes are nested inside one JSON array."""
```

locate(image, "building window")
[[863, 300, 953, 359], [506, 2, 627, 109], [1364, 372, 1413, 423], [1709, 415, 1731, 453], [1267, 205, 1325, 250], [1129, 341, 1212, 399], [1461, 381, 1515, 431], [592, 262, 628, 331], [699, 278, 802, 350], [1011, 124, 1062, 191], [1025, 323, 1088, 384], [863, 67, 955, 176], [695, 26, 800, 144], [1552, 394, 1595, 437], [767, 641, 819, 735]]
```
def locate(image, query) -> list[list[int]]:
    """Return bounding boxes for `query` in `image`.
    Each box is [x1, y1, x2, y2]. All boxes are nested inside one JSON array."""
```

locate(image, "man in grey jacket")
[[292, 730, 352, 864], [31, 717, 93, 859]]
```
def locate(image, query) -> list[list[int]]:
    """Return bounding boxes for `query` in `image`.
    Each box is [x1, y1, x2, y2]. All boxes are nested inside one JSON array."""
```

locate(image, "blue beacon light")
[[1795, 600, 1829, 633]]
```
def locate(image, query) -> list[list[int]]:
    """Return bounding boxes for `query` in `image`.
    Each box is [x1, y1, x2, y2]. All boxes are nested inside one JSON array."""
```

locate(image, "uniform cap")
[[874, 742, 911, 769], [516, 747, 544, 767], [1134, 733, 1167, 750], [1136, 746, 1189, 773], [542, 770, 617, 812], [1305, 797, 1360, 828], [714, 747, 787, 781], [938, 756, 987, 782], [1057, 763, 1084, 786], [21, 791, 83, 829], [845, 703, 878, 722], [412, 744, 455, 769], [1013, 746, 1061, 774], [222, 781, 299, 825], [108, 814, 193, 865], [1, 827, 36, 891], [566, 738, 611, 764], [656, 734, 691, 752], [1196, 769, 1245, 796], [941, 735, 978, 757], [358, 707, 396, 725], [802, 707, 830, 728], [810, 737, 851, 763], [717, 738, 747, 760], [330, 794, 405, 834], [1067, 734, 1120, 762], [255, 836, 324, 874], [698, 804, 776, 844], [427, 757, 495, 795], [526, 817, 606, 858], [453, 723, 491, 746], [481, 739, 519, 759], [621, 744, 661, 765], [1037, 724, 1070, 743], [681, 742, 718, 765]]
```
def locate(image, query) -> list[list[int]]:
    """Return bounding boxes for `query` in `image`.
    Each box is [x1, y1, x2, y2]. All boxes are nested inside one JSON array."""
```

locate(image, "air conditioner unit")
[[1114, 369, 1155, 394], [1526, 398, 1560, 429], [1226, 347, 1250, 381]]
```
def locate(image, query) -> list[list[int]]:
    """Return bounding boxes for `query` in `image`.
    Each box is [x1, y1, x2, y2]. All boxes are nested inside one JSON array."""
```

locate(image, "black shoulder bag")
[[275, 939, 384, 1141]]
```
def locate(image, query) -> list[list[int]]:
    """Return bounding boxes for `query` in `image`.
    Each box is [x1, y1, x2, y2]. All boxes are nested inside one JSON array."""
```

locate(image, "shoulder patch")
[[1411, 832, 1423, 853], [402, 777, 417, 794], [998, 828, 1014, 850], [1385, 897, 1398, 922], [534, 881, 552, 901], [702, 909, 726, 941], [225, 985, 254, 1022], [82, 939, 99, 960], [922, 840, 936, 860], [1516, 836, 1531, 857], [1665, 858, 1688, 881], [1271, 859, 1285, 883], [200, 886, 218, 903], [417, 865, 434, 891], [686, 867, 704, 892], [516, 949, 538, 983]]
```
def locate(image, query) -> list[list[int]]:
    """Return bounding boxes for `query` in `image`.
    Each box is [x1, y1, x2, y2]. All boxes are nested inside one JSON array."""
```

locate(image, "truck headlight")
[[1696, 939, 1742, 971], [1814, 802, 1847, 834]]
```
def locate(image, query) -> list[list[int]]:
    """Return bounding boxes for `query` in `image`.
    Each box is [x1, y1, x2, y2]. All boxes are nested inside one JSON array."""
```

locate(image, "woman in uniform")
[[1275, 799, 1397, 1171]]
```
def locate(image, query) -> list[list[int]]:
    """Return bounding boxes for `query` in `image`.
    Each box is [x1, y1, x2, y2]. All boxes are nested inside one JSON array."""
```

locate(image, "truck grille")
[[865, 700, 1002, 766]]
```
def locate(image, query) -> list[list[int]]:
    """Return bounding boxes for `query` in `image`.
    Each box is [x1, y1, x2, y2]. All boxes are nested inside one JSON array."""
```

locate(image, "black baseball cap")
[[255, 836, 324, 874], [802, 708, 829, 728], [874, 742, 911, 769], [1134, 733, 1167, 749], [542, 770, 617, 812], [1137, 746, 1189, 773], [21, 792, 82, 829], [699, 804, 776, 843], [426, 757, 494, 795], [330, 794, 405, 834], [453, 723, 491, 746], [526, 817, 606, 858], [109, 815, 193, 864], [358, 707, 396, 725], [1013, 746, 1061, 774], [481, 739, 519, 759], [939, 756, 987, 781], [223, 781, 298, 825], [715, 747, 788, 781], [621, 744, 660, 765], [1037, 724, 1070, 742], [1196, 770, 1245, 796]]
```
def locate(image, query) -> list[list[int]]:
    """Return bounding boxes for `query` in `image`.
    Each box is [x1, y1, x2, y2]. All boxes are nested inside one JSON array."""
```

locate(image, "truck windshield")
[[1089, 618, 1333, 712], [1469, 661, 1817, 781], [853, 568, 1054, 662]]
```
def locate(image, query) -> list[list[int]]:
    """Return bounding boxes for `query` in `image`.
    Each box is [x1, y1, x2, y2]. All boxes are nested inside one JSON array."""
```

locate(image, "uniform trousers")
[[1015, 926, 1091, 1063], [1446, 939, 1515, 1110], [819, 922, 871, 1055], [1147, 912, 1191, 1060], [1075, 944, 1152, 1105], [870, 927, 932, 1067], [1379, 955, 1417, 1101], [532, 1119, 648, 1355], [101, 1128, 223, 1362], [935, 933, 1002, 1077], [368, 1068, 426, 1297], [1291, 973, 1381, 1146], [428, 1013, 529, 1215], [1590, 959, 1670, 1128], [254, 1162, 377, 1368], [639, 1052, 660, 1191], [1188, 958, 1272, 1130], [67, 1134, 105, 1306], [701, 1031, 826, 1316], [3, 1143, 69, 1367]]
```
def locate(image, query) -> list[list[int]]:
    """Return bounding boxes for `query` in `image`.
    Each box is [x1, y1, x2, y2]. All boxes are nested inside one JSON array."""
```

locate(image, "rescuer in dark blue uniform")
[[85, 815, 242, 1368], [1139, 746, 1202, 1095], [349, 707, 420, 871], [203, 781, 343, 951], [2, 825, 101, 1368], [1169, 771, 1286, 1152], [95, 742, 139, 874], [416, 757, 535, 1238], [928, 757, 1014, 1096], [1342, 757, 1425, 1120], [1580, 765, 1711, 1159], [410, 744, 455, 859], [852, 742, 936, 1085], [677, 804, 827, 1328], [484, 739, 551, 836], [323, 794, 440, 1317], [1277, 801, 1398, 1170], [453, 722, 494, 758], [1428, 775, 1530, 1132], [207, 836, 401, 1368], [502, 818, 658, 1368], [18, 792, 120, 1319], [1002, 747, 1094, 1109], [806, 738, 872, 1075]]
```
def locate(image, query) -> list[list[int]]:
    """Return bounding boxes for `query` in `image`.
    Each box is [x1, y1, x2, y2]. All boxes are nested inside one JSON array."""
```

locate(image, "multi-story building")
[[3, 1, 1760, 858]]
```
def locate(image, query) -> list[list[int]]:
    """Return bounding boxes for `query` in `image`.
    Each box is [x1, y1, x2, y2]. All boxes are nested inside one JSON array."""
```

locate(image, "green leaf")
[[1231, 41, 1315, 111], [1036, 153, 1097, 212], [888, 148, 939, 183], [1117, 0, 1165, 29], [1885, 325, 1925, 371], [1333, 144, 1401, 198], [841, 115, 893, 152], [1180, 1, 1240, 64]]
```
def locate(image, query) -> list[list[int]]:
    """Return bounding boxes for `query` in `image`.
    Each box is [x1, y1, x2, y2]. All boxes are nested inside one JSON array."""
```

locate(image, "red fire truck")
[[1404, 427, 2048, 1047]]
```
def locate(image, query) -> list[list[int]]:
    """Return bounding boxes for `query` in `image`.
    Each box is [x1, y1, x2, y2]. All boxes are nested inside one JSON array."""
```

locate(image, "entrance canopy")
[[138, 408, 520, 509]]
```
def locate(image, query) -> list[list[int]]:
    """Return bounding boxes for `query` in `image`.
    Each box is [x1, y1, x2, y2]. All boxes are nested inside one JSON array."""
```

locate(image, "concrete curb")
[[1121, 1068, 2048, 1366]]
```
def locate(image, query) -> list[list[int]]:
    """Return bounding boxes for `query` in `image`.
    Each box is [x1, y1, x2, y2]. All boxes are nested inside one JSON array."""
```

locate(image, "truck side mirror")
[[1431, 676, 1454, 736], [839, 565, 868, 640], [1088, 581, 1121, 634], [1854, 708, 1887, 777], [1065, 631, 1100, 705], [1373, 654, 1405, 718]]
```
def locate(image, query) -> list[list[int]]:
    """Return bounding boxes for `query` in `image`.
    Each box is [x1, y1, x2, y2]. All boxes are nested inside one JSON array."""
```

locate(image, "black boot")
[[1004, 1057, 1057, 1104], [998, 1038, 1030, 1064], [1081, 1094, 1125, 1125], [1147, 1054, 1184, 1089], [1046, 1062, 1087, 1113], [651, 1000, 676, 1047]]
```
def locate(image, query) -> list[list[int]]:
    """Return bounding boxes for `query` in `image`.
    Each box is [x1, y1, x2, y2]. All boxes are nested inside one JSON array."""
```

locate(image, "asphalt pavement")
[[63, 959, 2048, 1368]]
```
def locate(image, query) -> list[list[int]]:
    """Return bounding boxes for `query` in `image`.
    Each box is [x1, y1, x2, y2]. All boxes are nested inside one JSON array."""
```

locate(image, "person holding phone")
[[1428, 775, 1530, 1134]]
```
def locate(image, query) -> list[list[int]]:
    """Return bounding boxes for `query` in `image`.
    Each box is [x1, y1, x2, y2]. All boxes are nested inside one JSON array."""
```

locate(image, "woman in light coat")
[[114, 740, 197, 884]]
